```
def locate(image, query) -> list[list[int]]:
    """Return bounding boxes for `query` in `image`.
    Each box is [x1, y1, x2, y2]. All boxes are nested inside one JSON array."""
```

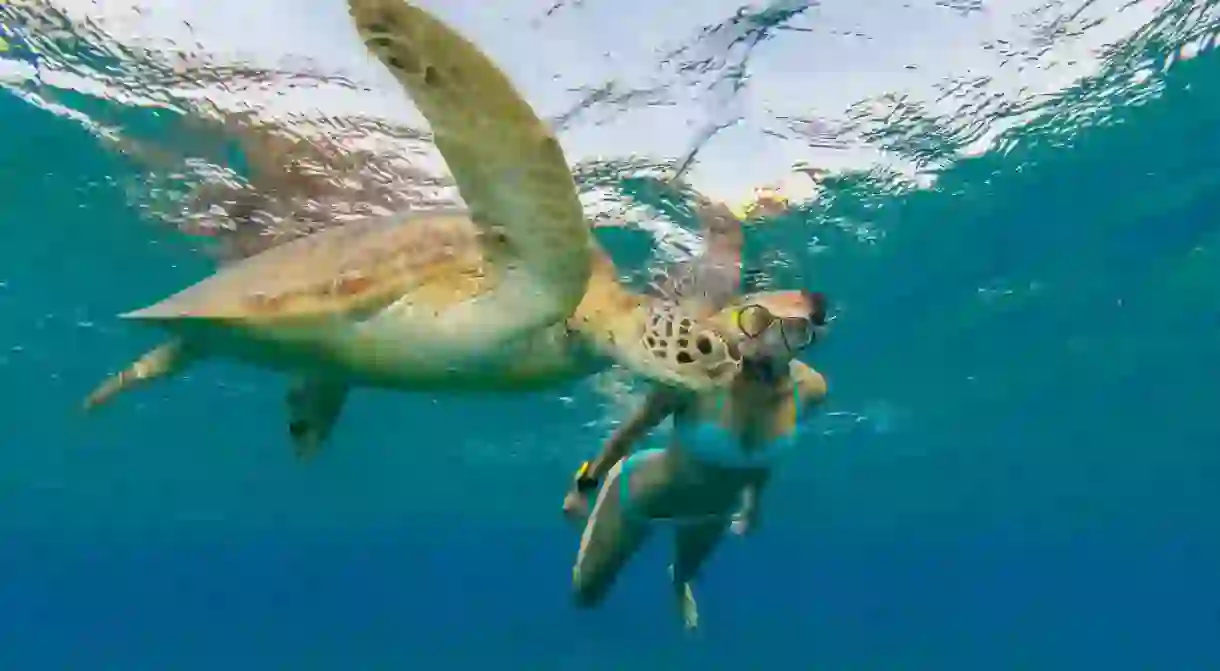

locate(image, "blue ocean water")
[[2, 1, 1219, 669]]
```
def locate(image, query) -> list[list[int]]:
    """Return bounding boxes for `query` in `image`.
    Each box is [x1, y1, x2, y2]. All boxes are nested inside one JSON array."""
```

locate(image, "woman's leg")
[[670, 516, 732, 630], [571, 448, 667, 608]]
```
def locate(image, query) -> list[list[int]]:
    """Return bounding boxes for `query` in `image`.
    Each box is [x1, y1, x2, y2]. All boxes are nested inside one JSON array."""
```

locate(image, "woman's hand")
[[562, 488, 593, 525], [731, 478, 766, 536]]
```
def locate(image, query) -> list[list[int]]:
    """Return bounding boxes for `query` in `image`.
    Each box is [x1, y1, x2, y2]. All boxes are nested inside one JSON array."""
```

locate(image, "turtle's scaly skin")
[[107, 0, 594, 384], [116, 212, 588, 389], [83, 215, 735, 399], [350, 0, 592, 311], [83, 0, 752, 451]]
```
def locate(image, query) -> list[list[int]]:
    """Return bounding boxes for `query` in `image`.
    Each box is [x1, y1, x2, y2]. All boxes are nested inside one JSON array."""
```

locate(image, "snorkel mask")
[[732, 290, 828, 357]]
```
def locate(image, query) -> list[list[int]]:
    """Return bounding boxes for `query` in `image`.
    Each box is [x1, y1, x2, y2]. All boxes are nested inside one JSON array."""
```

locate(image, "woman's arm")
[[734, 363, 827, 534], [578, 388, 680, 484], [791, 361, 828, 412], [733, 469, 771, 535]]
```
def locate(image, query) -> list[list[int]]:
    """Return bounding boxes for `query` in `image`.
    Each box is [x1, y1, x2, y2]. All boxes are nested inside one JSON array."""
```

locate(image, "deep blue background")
[[2, 5, 1219, 669]]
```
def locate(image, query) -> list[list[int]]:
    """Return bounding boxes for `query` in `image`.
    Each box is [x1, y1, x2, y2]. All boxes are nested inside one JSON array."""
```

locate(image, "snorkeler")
[[561, 289, 829, 631]]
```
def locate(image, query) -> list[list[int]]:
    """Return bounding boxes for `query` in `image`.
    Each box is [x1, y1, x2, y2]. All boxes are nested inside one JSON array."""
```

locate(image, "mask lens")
[[780, 317, 815, 350], [737, 304, 774, 338]]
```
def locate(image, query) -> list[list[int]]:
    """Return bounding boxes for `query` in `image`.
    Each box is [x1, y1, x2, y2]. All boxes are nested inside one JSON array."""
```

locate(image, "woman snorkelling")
[[562, 290, 829, 630]]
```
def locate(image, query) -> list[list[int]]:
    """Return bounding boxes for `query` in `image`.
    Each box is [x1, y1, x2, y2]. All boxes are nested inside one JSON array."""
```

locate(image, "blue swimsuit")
[[618, 383, 807, 520]]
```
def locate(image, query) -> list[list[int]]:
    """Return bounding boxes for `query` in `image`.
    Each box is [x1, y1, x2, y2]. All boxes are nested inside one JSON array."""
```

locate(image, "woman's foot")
[[669, 564, 699, 631]]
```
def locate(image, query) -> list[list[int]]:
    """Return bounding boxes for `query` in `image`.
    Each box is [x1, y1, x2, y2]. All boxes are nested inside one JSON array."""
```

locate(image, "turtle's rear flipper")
[[82, 339, 196, 411], [286, 377, 349, 460]]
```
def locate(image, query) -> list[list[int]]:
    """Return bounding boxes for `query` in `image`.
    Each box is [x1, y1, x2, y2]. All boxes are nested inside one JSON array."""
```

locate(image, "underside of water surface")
[[1, 0, 1218, 668]]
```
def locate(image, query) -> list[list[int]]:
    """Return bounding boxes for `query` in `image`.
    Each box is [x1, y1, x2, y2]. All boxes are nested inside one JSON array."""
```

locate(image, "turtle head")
[[635, 290, 828, 391], [637, 304, 744, 391]]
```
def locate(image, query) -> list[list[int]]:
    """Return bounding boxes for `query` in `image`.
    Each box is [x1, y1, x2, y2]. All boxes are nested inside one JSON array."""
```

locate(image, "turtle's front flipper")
[[348, 0, 592, 335], [649, 186, 745, 316], [286, 377, 349, 460], [82, 339, 196, 411]]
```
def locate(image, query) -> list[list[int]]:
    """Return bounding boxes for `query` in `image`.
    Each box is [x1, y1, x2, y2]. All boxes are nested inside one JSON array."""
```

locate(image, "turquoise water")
[[2, 1, 1219, 668]]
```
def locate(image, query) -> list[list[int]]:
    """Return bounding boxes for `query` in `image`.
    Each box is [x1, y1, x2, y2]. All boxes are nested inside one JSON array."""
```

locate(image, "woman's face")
[[732, 290, 827, 366]]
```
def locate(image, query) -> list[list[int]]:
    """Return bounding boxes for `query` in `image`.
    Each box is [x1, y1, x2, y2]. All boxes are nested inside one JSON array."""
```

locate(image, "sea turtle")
[[83, 0, 758, 455]]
